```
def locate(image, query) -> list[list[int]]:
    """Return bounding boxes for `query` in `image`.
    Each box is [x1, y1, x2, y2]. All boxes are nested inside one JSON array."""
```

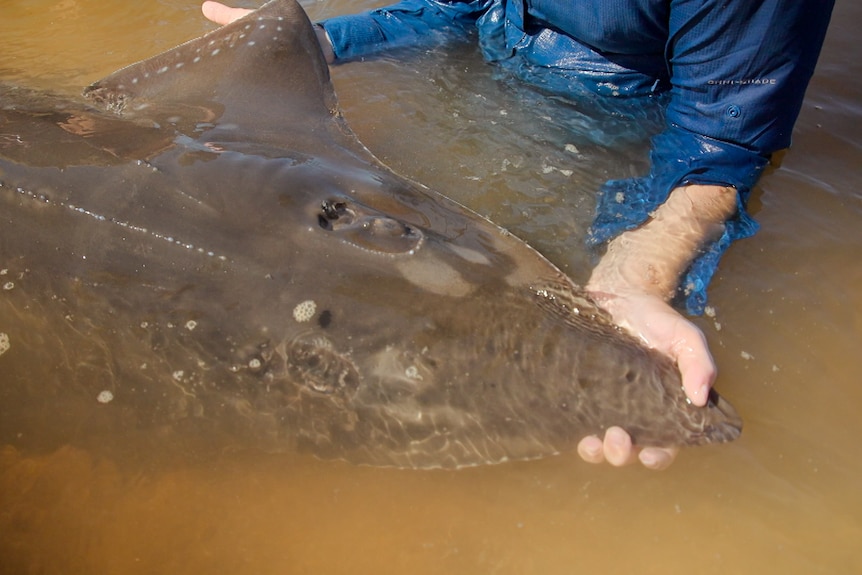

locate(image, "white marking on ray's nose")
[[396, 255, 475, 297]]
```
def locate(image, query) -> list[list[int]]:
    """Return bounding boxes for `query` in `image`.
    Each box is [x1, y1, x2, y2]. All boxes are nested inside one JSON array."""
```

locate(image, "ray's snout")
[[703, 388, 743, 443]]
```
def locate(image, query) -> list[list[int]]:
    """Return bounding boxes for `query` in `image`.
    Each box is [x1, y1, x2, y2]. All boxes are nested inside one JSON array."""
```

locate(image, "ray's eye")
[[318, 200, 353, 230], [316, 198, 424, 255]]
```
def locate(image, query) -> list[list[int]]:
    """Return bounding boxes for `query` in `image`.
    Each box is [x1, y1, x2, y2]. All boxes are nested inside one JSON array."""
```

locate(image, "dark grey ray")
[[0, 0, 741, 469]]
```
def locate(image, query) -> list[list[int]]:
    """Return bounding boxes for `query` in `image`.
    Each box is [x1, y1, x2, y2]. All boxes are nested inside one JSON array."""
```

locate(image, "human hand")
[[577, 290, 716, 469], [201, 1, 335, 63], [201, 1, 252, 26], [579, 184, 735, 470]]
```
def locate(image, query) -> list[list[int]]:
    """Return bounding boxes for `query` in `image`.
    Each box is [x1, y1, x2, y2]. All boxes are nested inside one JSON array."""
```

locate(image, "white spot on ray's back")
[[293, 300, 317, 322]]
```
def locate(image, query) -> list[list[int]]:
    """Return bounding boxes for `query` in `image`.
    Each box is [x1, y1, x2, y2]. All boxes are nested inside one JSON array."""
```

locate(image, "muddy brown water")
[[1, 1, 860, 573]]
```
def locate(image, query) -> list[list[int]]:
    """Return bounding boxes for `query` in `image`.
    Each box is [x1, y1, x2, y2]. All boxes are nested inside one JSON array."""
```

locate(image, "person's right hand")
[[201, 1, 252, 26], [578, 184, 737, 470], [577, 288, 717, 469]]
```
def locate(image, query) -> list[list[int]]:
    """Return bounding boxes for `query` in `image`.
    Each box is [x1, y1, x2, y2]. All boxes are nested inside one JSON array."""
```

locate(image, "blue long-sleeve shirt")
[[320, 0, 834, 312]]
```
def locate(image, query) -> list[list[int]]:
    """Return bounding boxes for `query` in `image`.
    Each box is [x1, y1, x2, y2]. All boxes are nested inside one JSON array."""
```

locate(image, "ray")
[[0, 0, 740, 468]]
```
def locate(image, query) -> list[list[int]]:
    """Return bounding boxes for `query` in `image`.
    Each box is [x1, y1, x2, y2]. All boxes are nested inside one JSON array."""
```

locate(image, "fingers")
[[577, 435, 605, 463], [578, 427, 677, 469], [588, 291, 718, 407], [576, 294, 714, 470], [201, 1, 253, 26], [577, 428, 678, 469], [602, 426, 637, 466], [637, 446, 678, 470]]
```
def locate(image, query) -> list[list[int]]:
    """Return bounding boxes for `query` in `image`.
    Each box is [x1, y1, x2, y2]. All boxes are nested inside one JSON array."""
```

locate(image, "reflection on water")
[[1, 1, 860, 574]]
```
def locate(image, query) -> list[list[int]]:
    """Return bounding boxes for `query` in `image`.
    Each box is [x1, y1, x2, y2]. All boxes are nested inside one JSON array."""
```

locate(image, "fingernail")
[[607, 430, 626, 457], [695, 384, 709, 406], [640, 451, 659, 467]]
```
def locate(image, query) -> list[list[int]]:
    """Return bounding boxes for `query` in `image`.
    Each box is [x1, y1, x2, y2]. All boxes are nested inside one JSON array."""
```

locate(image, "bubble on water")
[[172, 370, 185, 381], [0, 332, 9, 356], [2, 282, 13, 290], [293, 300, 317, 322], [185, 320, 197, 331], [96, 390, 114, 404], [248, 358, 262, 370]]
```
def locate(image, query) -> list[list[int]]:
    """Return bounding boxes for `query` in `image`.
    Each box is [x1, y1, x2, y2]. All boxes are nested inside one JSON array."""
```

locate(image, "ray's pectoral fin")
[[83, 0, 338, 139], [0, 84, 177, 167]]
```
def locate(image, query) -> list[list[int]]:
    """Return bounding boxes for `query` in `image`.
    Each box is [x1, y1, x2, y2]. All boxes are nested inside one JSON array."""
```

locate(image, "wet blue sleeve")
[[320, 0, 492, 61], [589, 0, 834, 314], [666, 0, 834, 155]]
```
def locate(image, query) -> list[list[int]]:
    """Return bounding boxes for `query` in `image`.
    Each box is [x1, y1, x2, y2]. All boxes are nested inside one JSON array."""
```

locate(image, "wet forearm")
[[587, 184, 738, 301]]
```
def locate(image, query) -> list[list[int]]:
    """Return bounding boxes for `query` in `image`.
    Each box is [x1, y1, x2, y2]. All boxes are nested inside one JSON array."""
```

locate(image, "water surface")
[[1, 1, 860, 573]]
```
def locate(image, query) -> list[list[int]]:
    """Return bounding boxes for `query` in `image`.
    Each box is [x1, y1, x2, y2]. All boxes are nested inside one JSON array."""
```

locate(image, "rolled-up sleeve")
[[590, 0, 834, 313]]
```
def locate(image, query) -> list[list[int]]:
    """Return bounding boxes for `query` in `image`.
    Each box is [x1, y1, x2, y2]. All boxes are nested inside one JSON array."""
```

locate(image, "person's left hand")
[[202, 1, 252, 26], [201, 1, 335, 62]]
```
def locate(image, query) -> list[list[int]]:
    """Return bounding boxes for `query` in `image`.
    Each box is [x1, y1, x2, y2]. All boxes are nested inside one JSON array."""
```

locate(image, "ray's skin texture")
[[195, 0, 710, 473], [0, 0, 740, 469]]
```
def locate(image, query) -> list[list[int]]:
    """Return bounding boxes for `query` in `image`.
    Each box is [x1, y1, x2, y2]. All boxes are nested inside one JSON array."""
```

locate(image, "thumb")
[[671, 320, 717, 407]]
